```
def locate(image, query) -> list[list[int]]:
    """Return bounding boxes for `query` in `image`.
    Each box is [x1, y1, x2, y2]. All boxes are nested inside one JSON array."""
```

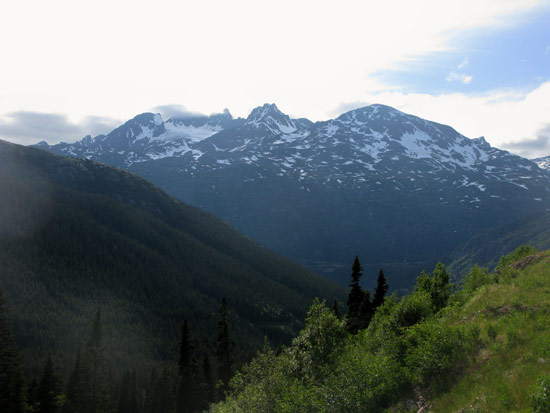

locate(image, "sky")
[[0, 0, 549, 158]]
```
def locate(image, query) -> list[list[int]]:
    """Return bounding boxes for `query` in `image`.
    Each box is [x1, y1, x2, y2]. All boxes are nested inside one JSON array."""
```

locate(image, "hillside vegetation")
[[212, 246, 550, 412], [448, 210, 550, 277], [0, 139, 345, 376]]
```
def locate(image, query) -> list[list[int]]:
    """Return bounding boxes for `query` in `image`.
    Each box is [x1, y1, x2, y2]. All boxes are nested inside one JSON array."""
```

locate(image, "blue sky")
[[376, 8, 550, 96], [0, 0, 549, 157]]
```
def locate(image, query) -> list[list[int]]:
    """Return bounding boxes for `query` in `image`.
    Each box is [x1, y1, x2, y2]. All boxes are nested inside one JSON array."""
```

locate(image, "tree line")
[[0, 286, 236, 413]]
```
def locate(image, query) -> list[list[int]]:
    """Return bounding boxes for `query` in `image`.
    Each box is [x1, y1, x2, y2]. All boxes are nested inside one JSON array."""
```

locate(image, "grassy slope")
[[428, 252, 550, 412], [209, 248, 550, 412]]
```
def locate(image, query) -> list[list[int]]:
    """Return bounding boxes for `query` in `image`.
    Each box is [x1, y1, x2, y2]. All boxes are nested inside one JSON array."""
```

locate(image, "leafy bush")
[[463, 264, 493, 293], [404, 321, 468, 385], [288, 298, 348, 381], [531, 375, 550, 412], [390, 291, 433, 329], [495, 245, 538, 272], [415, 263, 452, 312]]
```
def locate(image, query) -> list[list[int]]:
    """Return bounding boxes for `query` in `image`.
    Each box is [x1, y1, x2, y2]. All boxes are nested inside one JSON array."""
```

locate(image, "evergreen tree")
[[332, 300, 341, 320], [143, 368, 158, 413], [84, 309, 108, 413], [201, 354, 214, 404], [117, 370, 137, 413], [0, 286, 27, 413], [347, 256, 365, 334], [176, 318, 203, 413], [151, 369, 174, 413], [358, 290, 373, 330], [178, 319, 192, 378], [372, 268, 389, 310], [65, 351, 89, 413], [37, 354, 60, 413], [216, 297, 233, 399], [415, 262, 452, 312]]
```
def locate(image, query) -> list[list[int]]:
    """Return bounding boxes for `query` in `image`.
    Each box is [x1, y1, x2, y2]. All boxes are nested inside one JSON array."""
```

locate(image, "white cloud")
[[0, 0, 546, 124], [458, 57, 470, 69], [333, 81, 550, 158], [446, 71, 474, 84]]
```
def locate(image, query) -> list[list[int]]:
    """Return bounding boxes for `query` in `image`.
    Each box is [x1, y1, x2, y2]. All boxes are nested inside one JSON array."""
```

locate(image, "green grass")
[[429, 251, 550, 412]]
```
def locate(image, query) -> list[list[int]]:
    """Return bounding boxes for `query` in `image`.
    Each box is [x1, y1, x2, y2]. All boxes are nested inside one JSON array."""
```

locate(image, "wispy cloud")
[[446, 71, 474, 84], [0, 111, 120, 145], [457, 57, 470, 69], [151, 104, 206, 120], [332, 81, 550, 159]]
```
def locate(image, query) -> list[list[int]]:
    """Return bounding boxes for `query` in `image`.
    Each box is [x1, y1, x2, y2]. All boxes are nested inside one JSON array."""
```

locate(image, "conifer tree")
[[117, 370, 137, 413], [0, 286, 27, 413], [144, 368, 158, 413], [372, 268, 389, 310], [84, 309, 107, 413], [152, 369, 174, 413], [347, 256, 365, 334], [176, 318, 202, 413], [201, 354, 214, 404], [37, 354, 60, 413], [358, 290, 373, 330], [216, 297, 233, 399], [332, 300, 341, 320], [65, 351, 89, 413], [178, 319, 192, 378]]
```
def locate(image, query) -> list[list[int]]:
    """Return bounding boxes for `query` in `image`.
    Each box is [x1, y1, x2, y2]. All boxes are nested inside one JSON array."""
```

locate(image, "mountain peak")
[[337, 104, 406, 124], [246, 103, 296, 134]]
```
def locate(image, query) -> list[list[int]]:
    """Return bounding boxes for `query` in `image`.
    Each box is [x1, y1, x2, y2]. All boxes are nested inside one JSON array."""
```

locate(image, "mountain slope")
[[447, 210, 550, 277], [0, 139, 345, 373], [38, 104, 550, 286], [210, 246, 550, 412]]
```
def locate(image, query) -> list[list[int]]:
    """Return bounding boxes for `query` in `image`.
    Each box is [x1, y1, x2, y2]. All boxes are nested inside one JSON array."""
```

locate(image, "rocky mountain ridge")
[[36, 103, 550, 285]]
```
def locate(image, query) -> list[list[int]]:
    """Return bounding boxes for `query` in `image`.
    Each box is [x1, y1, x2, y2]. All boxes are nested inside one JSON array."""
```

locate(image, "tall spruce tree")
[[347, 256, 365, 334], [37, 354, 60, 413], [201, 354, 214, 404], [176, 319, 202, 413], [65, 350, 89, 413], [358, 290, 373, 330], [0, 286, 27, 413], [372, 268, 389, 310], [216, 297, 233, 399], [332, 300, 341, 320], [85, 309, 108, 413]]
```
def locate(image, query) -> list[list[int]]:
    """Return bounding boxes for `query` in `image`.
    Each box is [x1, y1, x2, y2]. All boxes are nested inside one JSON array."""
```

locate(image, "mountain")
[[0, 139, 345, 373], [532, 155, 550, 170], [447, 210, 550, 277], [38, 104, 550, 286]]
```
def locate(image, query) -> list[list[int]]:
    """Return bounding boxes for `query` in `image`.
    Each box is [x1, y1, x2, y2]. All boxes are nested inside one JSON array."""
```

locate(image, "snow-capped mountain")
[[37, 104, 550, 285], [532, 156, 550, 171]]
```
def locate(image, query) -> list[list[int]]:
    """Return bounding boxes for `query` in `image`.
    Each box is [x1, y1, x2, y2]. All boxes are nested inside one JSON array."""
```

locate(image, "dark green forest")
[[0, 140, 346, 411]]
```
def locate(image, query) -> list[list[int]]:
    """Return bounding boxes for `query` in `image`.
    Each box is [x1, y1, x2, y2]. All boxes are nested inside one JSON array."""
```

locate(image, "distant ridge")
[[36, 104, 550, 287]]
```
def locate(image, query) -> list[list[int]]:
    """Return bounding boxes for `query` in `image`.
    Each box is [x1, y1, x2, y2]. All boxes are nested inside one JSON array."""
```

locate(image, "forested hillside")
[[448, 210, 550, 277], [0, 140, 345, 386]]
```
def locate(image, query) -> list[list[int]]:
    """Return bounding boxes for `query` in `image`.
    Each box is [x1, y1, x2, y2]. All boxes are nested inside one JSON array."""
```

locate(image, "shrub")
[[495, 245, 538, 273], [487, 323, 497, 342], [404, 321, 468, 385], [391, 291, 433, 329], [463, 264, 492, 293], [531, 375, 550, 412]]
